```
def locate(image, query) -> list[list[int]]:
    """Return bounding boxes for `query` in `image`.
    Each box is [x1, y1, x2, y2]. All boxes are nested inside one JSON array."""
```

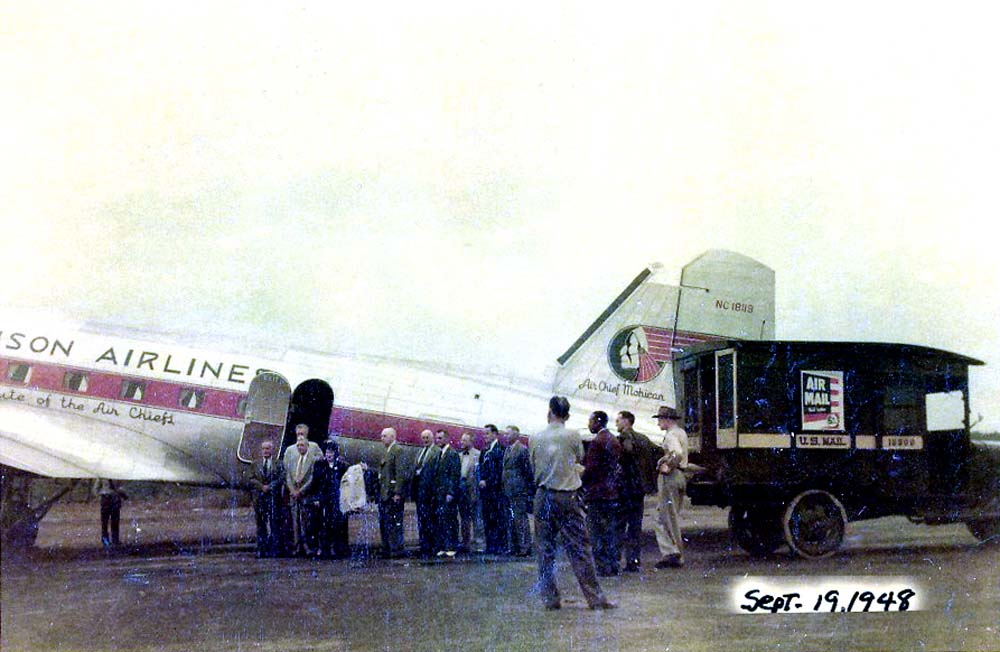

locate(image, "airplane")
[[0, 249, 775, 547]]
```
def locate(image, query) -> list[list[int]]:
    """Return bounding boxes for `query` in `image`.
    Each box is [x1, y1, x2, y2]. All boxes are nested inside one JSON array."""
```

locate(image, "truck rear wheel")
[[966, 518, 1000, 544], [729, 505, 783, 557], [783, 489, 847, 559]]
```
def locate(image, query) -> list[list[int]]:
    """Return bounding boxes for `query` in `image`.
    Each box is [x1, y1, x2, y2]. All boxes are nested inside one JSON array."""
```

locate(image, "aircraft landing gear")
[[1, 466, 78, 552]]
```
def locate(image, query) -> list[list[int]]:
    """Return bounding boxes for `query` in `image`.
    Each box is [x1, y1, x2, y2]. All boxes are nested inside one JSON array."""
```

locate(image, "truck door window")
[[718, 353, 735, 430], [716, 349, 737, 448], [881, 382, 919, 435]]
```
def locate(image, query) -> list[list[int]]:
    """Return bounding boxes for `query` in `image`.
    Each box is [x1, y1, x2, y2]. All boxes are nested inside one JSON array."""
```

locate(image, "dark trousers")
[[416, 495, 437, 555], [318, 499, 349, 558], [505, 493, 532, 555], [620, 495, 644, 568], [99, 494, 121, 545], [379, 498, 404, 557], [586, 499, 622, 575], [481, 490, 505, 554], [533, 488, 606, 608], [254, 494, 282, 557], [436, 497, 459, 552]]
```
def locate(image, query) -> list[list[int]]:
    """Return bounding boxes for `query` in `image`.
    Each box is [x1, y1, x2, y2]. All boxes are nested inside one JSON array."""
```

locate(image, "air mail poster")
[[801, 370, 845, 432]]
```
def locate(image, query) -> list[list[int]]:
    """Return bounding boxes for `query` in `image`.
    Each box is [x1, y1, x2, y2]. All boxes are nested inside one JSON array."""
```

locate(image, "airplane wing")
[[0, 399, 222, 482]]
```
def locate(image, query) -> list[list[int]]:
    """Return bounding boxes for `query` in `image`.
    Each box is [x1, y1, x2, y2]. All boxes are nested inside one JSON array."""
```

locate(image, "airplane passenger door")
[[237, 372, 292, 463]]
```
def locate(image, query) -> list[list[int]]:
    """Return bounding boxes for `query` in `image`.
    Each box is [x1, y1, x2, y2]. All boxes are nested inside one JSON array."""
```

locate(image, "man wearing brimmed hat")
[[651, 405, 688, 568]]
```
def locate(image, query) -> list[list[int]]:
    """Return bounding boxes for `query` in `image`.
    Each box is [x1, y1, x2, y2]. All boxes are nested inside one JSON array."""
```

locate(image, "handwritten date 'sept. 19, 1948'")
[[730, 577, 922, 614]]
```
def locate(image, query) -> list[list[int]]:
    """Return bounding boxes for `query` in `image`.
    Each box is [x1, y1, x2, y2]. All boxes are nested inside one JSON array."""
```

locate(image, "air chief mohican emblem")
[[608, 325, 674, 383]]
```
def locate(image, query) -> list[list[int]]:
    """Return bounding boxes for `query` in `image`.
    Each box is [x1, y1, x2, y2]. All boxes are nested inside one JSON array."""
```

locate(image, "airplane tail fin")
[[552, 249, 774, 414]]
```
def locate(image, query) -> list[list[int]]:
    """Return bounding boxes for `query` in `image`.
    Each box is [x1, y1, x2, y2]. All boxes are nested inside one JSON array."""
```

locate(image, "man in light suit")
[[283, 424, 323, 556], [250, 440, 284, 558], [457, 432, 481, 553], [502, 425, 535, 556], [378, 427, 406, 558], [434, 429, 462, 557]]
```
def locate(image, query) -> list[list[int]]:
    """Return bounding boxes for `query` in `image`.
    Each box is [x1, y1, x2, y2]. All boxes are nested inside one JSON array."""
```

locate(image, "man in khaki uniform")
[[651, 406, 688, 568]]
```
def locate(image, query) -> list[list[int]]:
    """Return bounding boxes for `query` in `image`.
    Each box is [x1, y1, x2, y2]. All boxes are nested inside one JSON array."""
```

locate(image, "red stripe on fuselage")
[[0, 355, 244, 420], [0, 356, 490, 450]]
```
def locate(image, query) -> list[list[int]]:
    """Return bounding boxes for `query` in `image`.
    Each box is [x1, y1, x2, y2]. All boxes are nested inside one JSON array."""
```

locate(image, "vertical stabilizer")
[[552, 249, 774, 418], [676, 249, 775, 340]]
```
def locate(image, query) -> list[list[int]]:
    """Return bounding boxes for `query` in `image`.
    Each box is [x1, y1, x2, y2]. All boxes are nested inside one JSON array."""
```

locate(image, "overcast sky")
[[2, 2, 998, 430]]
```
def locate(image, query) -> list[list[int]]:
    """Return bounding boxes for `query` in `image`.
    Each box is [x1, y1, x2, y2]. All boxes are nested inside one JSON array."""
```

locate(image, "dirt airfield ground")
[[2, 493, 998, 652]]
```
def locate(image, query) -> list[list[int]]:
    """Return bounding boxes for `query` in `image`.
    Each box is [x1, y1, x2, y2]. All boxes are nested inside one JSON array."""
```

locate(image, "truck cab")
[[675, 340, 1000, 558]]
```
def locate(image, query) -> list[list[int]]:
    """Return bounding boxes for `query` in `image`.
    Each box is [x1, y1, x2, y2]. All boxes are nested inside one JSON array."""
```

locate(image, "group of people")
[[248, 397, 691, 613], [529, 398, 688, 610], [582, 405, 690, 576], [377, 423, 537, 559], [251, 423, 352, 559]]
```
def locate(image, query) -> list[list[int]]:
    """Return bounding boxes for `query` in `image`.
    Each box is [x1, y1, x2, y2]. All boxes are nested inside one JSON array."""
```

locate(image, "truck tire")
[[729, 505, 783, 557], [966, 518, 1000, 544], [782, 489, 847, 559]]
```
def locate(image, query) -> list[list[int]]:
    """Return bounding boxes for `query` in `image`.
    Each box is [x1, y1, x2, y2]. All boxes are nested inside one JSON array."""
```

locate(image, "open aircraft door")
[[283, 379, 334, 451], [238, 372, 292, 463]]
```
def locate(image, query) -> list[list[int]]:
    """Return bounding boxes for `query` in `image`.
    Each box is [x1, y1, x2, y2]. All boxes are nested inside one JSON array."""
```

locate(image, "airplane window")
[[120, 380, 146, 401], [62, 372, 89, 393], [179, 388, 205, 410], [6, 363, 31, 384]]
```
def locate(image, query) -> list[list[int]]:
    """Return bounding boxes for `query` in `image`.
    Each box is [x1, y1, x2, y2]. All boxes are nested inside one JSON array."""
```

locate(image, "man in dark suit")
[[413, 429, 441, 557], [478, 423, 506, 554], [312, 441, 350, 559], [615, 410, 663, 572], [502, 425, 535, 556], [250, 440, 284, 558], [378, 427, 406, 558], [582, 410, 624, 576], [433, 429, 462, 557]]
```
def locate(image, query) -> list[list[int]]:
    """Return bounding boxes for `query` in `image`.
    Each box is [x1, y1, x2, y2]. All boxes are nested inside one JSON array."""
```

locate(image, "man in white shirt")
[[457, 432, 481, 553], [530, 396, 616, 610], [652, 406, 688, 568]]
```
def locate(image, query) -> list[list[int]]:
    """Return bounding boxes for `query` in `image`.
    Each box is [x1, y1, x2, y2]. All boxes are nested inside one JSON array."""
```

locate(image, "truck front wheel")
[[729, 505, 783, 557], [783, 489, 847, 559], [966, 518, 1000, 544]]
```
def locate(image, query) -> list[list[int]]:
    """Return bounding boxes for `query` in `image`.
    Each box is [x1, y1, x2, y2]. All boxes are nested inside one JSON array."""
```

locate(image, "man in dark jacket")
[[616, 410, 663, 571], [413, 429, 441, 557], [434, 429, 462, 557], [313, 441, 350, 559], [250, 440, 284, 558], [378, 427, 406, 558], [582, 411, 624, 576], [478, 424, 507, 554], [502, 425, 534, 556]]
